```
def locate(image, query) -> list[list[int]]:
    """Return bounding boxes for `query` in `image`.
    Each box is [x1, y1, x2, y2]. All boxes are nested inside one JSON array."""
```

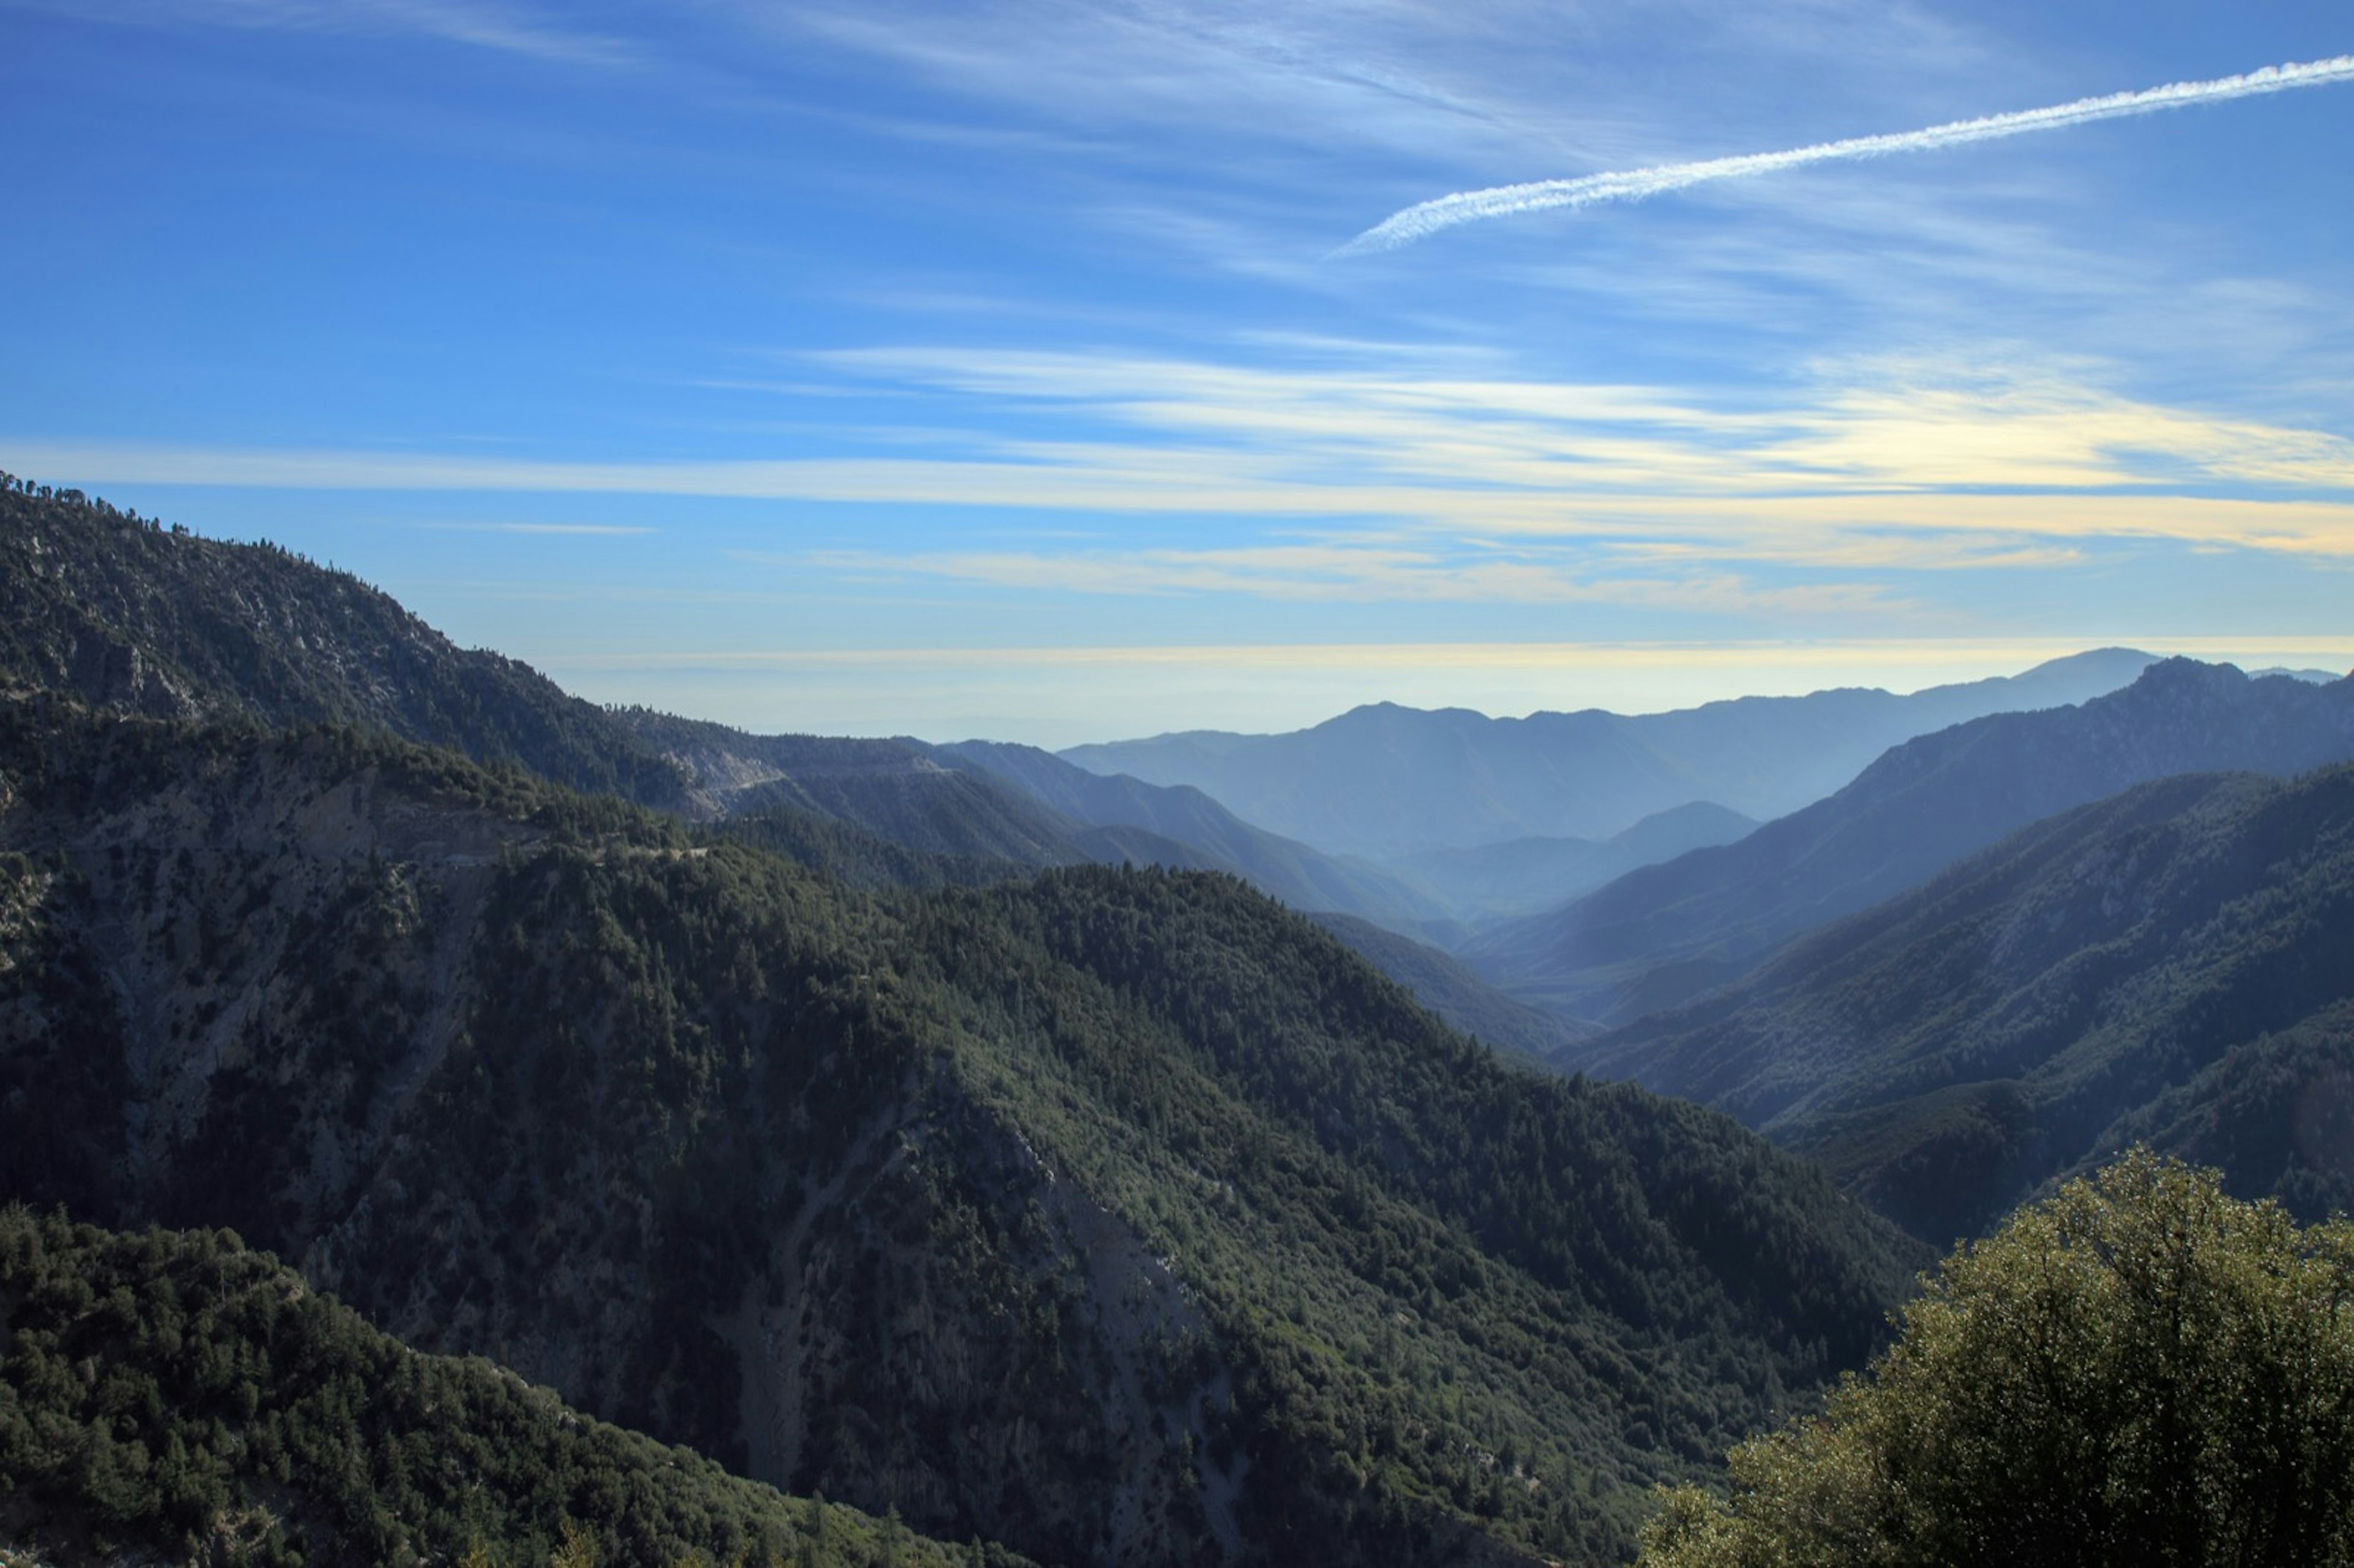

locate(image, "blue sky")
[[3, 0, 2350, 745]]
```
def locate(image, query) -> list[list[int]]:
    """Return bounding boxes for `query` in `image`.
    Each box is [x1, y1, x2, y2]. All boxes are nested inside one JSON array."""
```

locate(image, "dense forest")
[[17, 475, 2346, 1564], [0, 1208, 1013, 1567], [0, 475, 693, 813], [0, 687, 1921, 1565]]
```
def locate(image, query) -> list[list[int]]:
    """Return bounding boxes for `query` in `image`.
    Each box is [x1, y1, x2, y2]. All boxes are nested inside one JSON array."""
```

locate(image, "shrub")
[[1642, 1149, 2354, 1567]]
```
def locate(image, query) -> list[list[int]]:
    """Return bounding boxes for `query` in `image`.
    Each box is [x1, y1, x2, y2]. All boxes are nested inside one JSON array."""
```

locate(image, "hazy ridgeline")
[[3, 476, 2350, 1566]]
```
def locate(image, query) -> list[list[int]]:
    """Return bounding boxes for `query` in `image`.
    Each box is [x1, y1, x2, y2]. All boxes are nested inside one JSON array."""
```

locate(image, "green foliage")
[[718, 804, 1025, 892], [1304, 910, 1591, 1065], [0, 696, 1924, 1566], [1639, 1151, 2354, 1567], [0, 1207, 1011, 1567]]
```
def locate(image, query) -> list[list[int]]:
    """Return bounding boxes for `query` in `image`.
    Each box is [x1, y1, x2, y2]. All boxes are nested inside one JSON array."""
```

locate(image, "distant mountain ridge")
[[1391, 802, 1759, 921], [1466, 659, 2354, 1026], [1060, 650, 2159, 859], [939, 738, 1449, 929], [0, 478, 1441, 934], [1553, 763, 2354, 1244], [0, 691, 1922, 1566]]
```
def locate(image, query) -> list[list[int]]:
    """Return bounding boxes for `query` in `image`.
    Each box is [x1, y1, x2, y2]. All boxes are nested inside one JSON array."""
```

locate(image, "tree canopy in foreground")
[[1640, 1149, 2354, 1567]]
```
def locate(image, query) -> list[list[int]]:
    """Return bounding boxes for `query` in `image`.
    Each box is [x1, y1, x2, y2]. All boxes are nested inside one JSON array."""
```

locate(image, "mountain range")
[[0, 478, 1459, 924], [0, 689, 1920, 1566], [0, 480, 1927, 1566], [1060, 650, 2159, 861], [932, 738, 1448, 932], [1465, 658, 2354, 1026], [1555, 763, 2354, 1245], [9, 474, 2354, 1566]]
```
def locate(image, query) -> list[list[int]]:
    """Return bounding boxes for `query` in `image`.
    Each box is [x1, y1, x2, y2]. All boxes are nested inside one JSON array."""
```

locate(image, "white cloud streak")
[[419, 521, 654, 535], [13, 351, 2354, 608], [543, 636, 2354, 674], [10, 0, 642, 68], [796, 540, 1908, 614], [1339, 53, 2354, 254]]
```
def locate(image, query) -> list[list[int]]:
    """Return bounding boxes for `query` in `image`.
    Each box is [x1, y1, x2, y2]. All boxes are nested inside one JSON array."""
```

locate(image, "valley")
[[1, 476, 2348, 1566]]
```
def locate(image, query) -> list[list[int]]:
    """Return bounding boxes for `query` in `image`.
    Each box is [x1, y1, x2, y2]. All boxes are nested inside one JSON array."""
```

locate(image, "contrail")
[[1336, 53, 2354, 256]]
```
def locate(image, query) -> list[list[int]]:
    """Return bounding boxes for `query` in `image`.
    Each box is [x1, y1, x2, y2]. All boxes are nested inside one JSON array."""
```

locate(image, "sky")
[[2, 0, 2351, 747]]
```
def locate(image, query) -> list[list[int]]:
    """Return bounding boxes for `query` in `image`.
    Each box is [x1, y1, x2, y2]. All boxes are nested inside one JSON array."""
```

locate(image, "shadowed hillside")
[[1558, 764, 2354, 1242], [1470, 659, 2354, 1025], [0, 693, 1922, 1566], [0, 1208, 1011, 1567]]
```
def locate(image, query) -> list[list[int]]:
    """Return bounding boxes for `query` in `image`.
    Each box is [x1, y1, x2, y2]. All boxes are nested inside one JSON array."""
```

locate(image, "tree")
[[552, 1518, 601, 1568], [1641, 1150, 2354, 1567]]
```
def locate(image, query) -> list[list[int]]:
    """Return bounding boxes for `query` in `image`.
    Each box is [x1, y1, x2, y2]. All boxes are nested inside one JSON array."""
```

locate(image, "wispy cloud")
[[1340, 53, 2354, 253], [13, 0, 643, 67], [795, 538, 1908, 614], [13, 349, 2354, 608], [549, 634, 2354, 674], [418, 520, 655, 535]]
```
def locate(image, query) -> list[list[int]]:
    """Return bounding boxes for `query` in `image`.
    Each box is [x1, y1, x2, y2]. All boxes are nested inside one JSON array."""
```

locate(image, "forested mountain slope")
[[1304, 913, 1595, 1064], [1061, 650, 2154, 859], [0, 475, 1126, 866], [0, 693, 1921, 1567], [617, 707, 1092, 862], [0, 474, 694, 812], [939, 739, 1449, 931], [1559, 765, 2354, 1243], [1469, 660, 2354, 1025], [0, 478, 1460, 931], [0, 1209, 1005, 1567]]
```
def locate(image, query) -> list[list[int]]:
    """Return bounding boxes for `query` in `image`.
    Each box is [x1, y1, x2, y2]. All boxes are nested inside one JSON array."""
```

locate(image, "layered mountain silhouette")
[[1555, 764, 2354, 1245], [935, 738, 1448, 931], [1467, 660, 2354, 1025], [0, 479, 1925, 1566], [0, 479, 1439, 938], [1391, 802, 1758, 922], [1061, 650, 2157, 861], [1303, 913, 1597, 1064], [0, 693, 1919, 1566]]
